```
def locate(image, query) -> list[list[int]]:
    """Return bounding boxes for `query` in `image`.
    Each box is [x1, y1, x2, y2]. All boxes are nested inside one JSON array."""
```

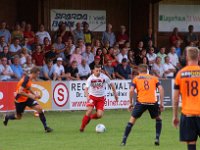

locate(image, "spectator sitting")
[[53, 36, 65, 60], [22, 56, 35, 75], [105, 47, 118, 67], [0, 57, 14, 81], [82, 44, 94, 65], [92, 39, 101, 55], [168, 46, 180, 69], [65, 38, 75, 55], [127, 50, 136, 69], [22, 37, 32, 54], [163, 56, 176, 78], [146, 47, 157, 69], [95, 48, 104, 65], [45, 45, 58, 63], [78, 59, 91, 80], [10, 55, 24, 80], [157, 47, 167, 64], [11, 23, 24, 42], [32, 45, 45, 67], [42, 37, 51, 54], [143, 28, 154, 47], [135, 49, 148, 65], [23, 23, 35, 45], [104, 59, 116, 79], [117, 25, 129, 48], [9, 38, 22, 57], [35, 24, 51, 45], [0, 21, 11, 44], [20, 48, 30, 65], [65, 60, 80, 80], [40, 59, 54, 81], [89, 55, 102, 71], [0, 36, 7, 52], [115, 58, 132, 79], [0, 46, 12, 64], [70, 47, 82, 65], [102, 23, 116, 47], [52, 57, 66, 81], [134, 41, 144, 57], [152, 56, 164, 78], [146, 40, 158, 53], [77, 38, 86, 54], [117, 47, 128, 64], [113, 43, 120, 56]]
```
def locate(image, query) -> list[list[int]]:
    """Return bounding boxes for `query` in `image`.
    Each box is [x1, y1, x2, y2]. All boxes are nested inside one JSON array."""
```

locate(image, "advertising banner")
[[51, 9, 106, 31], [159, 5, 200, 32]]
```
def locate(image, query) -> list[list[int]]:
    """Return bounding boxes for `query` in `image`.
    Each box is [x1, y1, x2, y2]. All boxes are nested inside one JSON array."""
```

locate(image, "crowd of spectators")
[[0, 20, 199, 81]]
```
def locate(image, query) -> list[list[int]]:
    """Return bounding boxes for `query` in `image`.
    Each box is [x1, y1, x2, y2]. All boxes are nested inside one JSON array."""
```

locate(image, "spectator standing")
[[73, 22, 84, 44], [117, 25, 129, 48], [83, 22, 93, 45], [102, 23, 116, 47], [0, 21, 11, 44]]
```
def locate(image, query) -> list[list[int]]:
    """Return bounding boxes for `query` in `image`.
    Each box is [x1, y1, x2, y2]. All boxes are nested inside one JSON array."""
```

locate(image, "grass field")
[[0, 109, 199, 150]]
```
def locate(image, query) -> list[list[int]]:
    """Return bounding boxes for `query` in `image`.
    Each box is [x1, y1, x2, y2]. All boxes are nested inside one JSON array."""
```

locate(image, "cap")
[[57, 57, 63, 61], [122, 58, 127, 62], [95, 56, 101, 59]]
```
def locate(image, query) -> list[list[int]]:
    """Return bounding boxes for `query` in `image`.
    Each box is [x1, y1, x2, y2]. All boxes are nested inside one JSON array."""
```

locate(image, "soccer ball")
[[95, 124, 106, 133]]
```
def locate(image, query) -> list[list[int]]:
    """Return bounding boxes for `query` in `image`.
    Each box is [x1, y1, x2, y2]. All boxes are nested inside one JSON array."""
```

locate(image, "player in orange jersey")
[[3, 67, 53, 133], [121, 64, 164, 146], [173, 47, 200, 150]]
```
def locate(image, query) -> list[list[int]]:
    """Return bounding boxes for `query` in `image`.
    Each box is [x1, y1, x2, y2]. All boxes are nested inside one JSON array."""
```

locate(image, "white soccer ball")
[[95, 124, 106, 133]]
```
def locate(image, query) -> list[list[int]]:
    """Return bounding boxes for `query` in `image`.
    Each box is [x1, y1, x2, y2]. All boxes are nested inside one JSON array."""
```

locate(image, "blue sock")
[[7, 114, 16, 120], [188, 144, 196, 150], [156, 119, 162, 139], [122, 122, 133, 143], [39, 112, 47, 129]]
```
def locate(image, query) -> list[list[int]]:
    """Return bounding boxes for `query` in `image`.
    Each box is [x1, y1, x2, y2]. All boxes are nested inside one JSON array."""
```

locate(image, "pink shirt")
[[70, 54, 82, 64]]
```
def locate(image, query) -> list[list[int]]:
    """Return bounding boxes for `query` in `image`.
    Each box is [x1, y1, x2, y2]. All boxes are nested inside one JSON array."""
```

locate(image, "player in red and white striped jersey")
[[80, 65, 118, 132]]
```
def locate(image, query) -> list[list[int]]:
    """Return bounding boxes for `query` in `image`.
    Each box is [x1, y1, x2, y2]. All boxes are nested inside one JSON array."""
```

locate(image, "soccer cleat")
[[154, 138, 160, 146], [45, 127, 53, 133], [120, 142, 126, 146], [3, 114, 8, 126], [79, 128, 84, 132]]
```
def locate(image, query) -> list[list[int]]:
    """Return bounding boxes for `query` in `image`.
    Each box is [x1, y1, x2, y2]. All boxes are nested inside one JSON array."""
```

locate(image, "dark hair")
[[138, 64, 148, 73], [94, 64, 102, 69]]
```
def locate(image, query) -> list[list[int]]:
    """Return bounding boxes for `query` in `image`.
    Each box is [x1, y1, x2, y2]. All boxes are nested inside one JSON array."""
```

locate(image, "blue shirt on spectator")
[[40, 64, 54, 79], [115, 64, 131, 79], [102, 31, 116, 47], [0, 29, 11, 43], [10, 64, 23, 79]]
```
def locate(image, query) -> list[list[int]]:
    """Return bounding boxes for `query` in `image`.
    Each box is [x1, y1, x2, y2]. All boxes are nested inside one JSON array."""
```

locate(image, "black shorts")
[[15, 98, 39, 115], [131, 102, 160, 119], [180, 114, 200, 142]]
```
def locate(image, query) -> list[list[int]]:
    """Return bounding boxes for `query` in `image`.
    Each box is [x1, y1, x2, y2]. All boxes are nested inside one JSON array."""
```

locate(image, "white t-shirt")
[[117, 53, 128, 63], [168, 52, 179, 67], [52, 64, 64, 76], [163, 63, 175, 78], [0, 64, 13, 80], [86, 73, 111, 97], [146, 53, 157, 66], [9, 44, 21, 52], [35, 31, 51, 44]]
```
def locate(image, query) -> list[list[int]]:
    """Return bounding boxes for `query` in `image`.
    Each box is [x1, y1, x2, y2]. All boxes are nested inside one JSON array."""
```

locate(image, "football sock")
[[81, 115, 90, 129], [156, 119, 162, 140], [7, 114, 16, 120], [122, 122, 133, 143], [90, 113, 98, 119], [39, 112, 47, 129], [187, 144, 196, 150]]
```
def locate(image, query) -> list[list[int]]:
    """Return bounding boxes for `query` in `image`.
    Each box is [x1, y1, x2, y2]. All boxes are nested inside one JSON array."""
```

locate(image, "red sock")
[[80, 115, 90, 130], [90, 113, 98, 119]]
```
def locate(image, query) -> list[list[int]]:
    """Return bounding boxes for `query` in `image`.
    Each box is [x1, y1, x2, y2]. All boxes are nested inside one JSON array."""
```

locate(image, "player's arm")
[[17, 86, 37, 99], [172, 89, 180, 128], [129, 86, 134, 111], [157, 85, 164, 111], [84, 87, 89, 100], [110, 83, 118, 102], [29, 87, 41, 99]]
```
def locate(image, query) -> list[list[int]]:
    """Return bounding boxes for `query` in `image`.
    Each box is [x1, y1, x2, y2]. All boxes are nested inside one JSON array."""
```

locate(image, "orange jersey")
[[15, 76, 32, 102], [174, 65, 200, 115], [132, 73, 160, 103]]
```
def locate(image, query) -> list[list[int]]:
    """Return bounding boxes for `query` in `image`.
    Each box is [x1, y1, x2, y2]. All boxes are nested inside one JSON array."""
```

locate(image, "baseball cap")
[[95, 56, 101, 59], [57, 57, 63, 61], [122, 58, 127, 62]]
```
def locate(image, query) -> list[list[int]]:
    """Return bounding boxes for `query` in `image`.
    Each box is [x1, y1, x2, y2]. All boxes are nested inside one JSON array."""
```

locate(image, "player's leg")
[[148, 103, 162, 145], [28, 98, 53, 132], [90, 97, 104, 119], [80, 106, 93, 132], [121, 103, 147, 146], [3, 102, 25, 126], [187, 141, 196, 150]]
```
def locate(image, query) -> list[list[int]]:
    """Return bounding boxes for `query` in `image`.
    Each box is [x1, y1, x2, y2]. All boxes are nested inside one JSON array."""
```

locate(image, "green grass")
[[0, 109, 199, 150]]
